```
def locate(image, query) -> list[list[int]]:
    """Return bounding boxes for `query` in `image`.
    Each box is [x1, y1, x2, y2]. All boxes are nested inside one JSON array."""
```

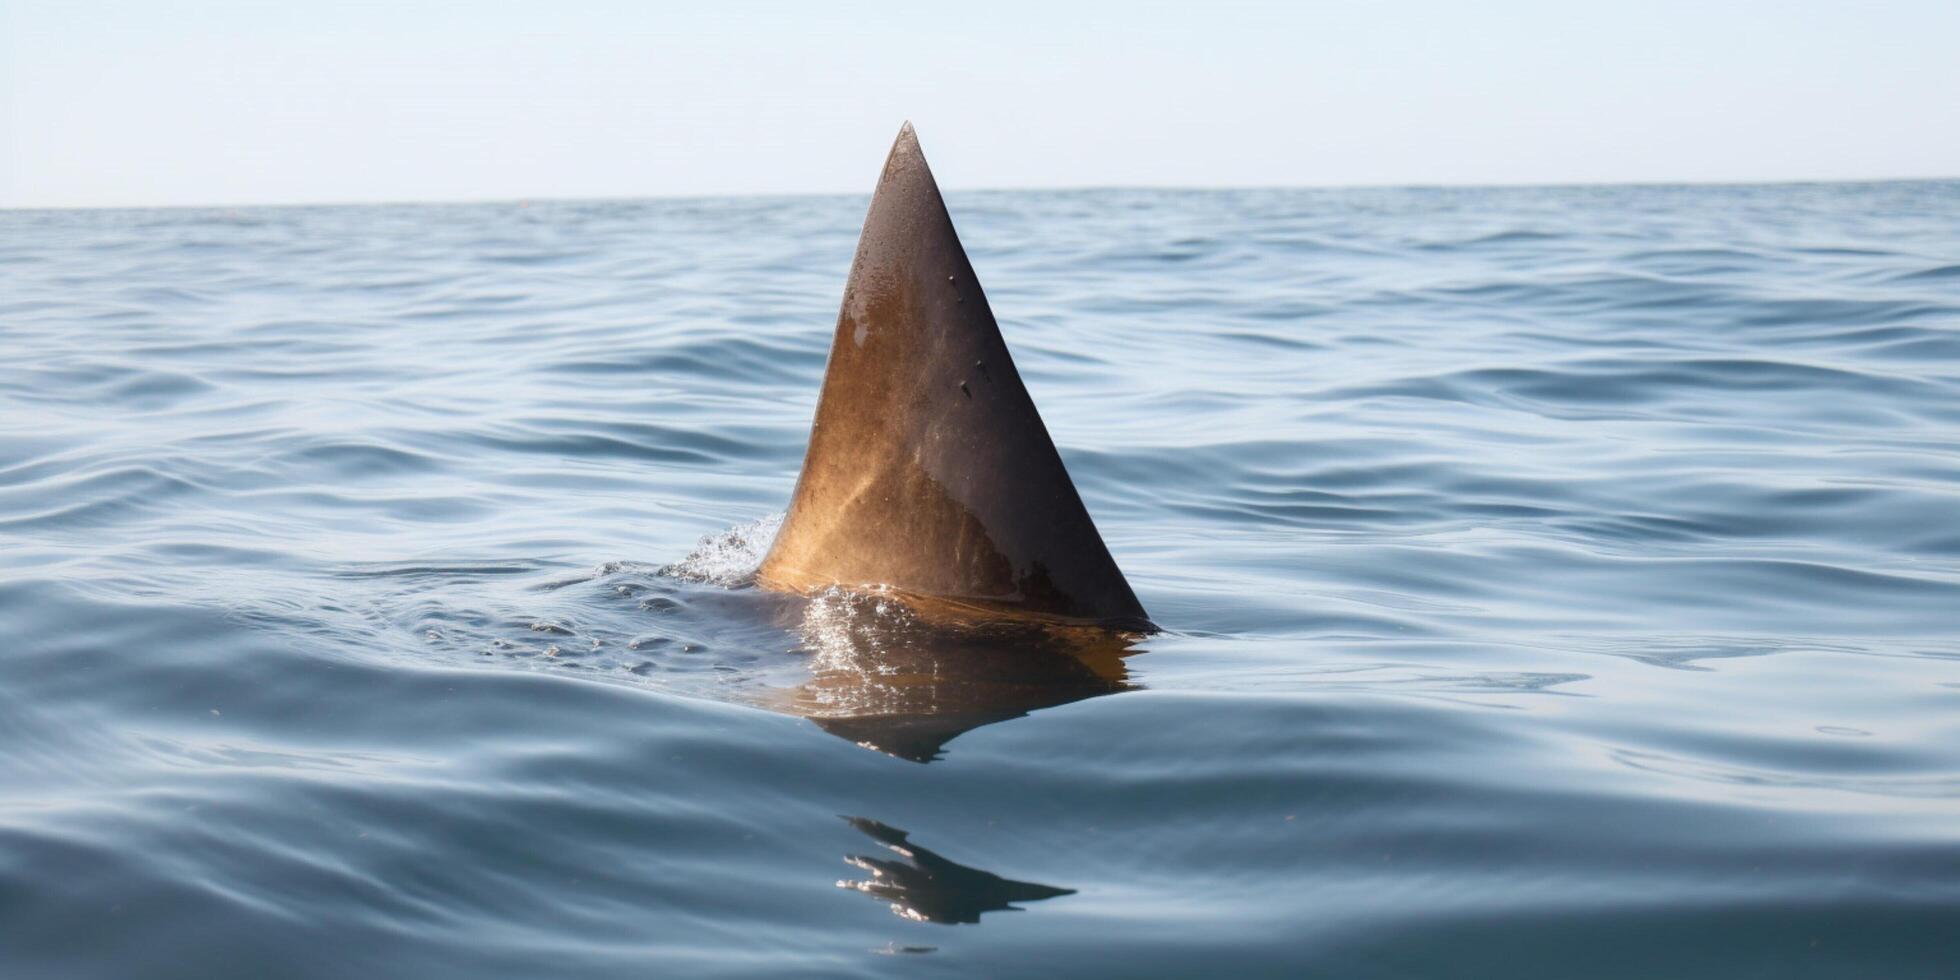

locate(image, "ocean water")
[[3, 181, 1958, 977]]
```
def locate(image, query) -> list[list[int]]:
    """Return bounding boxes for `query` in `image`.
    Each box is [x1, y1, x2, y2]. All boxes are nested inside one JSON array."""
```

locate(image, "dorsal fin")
[[756, 123, 1150, 629]]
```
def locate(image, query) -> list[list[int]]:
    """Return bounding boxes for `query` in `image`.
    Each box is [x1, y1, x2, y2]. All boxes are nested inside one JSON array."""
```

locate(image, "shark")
[[409, 124, 1154, 764]]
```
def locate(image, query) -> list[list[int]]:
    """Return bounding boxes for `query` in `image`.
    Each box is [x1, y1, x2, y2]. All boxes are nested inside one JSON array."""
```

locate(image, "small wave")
[[1891, 262, 1960, 283], [333, 560, 549, 579], [1418, 228, 1564, 250], [1610, 748, 1960, 800]]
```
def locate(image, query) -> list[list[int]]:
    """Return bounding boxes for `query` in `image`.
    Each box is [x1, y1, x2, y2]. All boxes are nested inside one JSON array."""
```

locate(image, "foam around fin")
[[756, 124, 1149, 628]]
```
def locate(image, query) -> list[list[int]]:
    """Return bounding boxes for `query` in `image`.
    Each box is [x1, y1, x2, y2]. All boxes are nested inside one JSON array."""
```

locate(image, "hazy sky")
[[4, 1, 1957, 208]]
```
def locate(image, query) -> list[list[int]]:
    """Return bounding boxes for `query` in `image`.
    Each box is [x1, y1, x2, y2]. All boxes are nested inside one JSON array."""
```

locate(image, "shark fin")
[[756, 123, 1150, 629]]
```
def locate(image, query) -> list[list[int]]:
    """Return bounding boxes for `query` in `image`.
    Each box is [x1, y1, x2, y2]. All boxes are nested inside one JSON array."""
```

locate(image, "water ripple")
[[3, 182, 1958, 976]]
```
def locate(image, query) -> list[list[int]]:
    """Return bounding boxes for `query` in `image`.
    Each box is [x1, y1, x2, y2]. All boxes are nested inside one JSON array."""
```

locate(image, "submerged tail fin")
[[755, 123, 1149, 629]]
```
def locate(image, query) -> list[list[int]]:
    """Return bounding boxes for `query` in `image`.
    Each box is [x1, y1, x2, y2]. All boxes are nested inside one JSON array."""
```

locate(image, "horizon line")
[[5, 173, 1956, 214]]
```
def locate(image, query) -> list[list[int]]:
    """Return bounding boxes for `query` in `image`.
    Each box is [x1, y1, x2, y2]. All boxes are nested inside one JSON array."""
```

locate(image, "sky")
[[3, 0, 1957, 208]]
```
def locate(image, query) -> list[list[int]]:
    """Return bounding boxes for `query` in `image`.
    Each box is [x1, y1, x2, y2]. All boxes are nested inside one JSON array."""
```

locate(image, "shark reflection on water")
[[836, 817, 1075, 924], [772, 588, 1142, 763]]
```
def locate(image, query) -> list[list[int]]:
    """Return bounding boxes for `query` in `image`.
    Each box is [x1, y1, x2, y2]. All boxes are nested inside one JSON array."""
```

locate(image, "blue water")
[[3, 182, 1958, 977]]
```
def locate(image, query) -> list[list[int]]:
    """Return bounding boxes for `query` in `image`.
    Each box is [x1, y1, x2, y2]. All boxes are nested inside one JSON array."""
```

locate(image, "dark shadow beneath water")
[[781, 590, 1144, 762]]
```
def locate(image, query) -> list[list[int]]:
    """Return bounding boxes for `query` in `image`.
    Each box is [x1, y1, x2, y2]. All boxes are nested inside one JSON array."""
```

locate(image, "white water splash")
[[659, 513, 784, 586]]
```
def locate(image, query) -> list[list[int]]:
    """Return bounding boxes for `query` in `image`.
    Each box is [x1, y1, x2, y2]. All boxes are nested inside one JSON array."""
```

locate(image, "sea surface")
[[3, 181, 1959, 977]]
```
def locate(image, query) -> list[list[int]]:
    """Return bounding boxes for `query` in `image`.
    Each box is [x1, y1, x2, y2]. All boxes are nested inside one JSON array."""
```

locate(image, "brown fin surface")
[[755, 123, 1150, 629]]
